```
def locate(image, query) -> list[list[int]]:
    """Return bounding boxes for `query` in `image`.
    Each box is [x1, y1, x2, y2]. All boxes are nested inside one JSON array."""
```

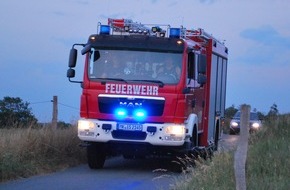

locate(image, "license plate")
[[117, 123, 143, 131]]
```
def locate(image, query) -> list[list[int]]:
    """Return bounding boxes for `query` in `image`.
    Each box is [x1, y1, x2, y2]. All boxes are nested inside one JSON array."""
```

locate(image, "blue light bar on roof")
[[169, 28, 181, 38], [100, 25, 110, 35]]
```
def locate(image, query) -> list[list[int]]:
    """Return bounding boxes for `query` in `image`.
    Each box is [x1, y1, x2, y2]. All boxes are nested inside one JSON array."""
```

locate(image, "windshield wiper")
[[92, 78, 128, 84], [127, 79, 164, 87]]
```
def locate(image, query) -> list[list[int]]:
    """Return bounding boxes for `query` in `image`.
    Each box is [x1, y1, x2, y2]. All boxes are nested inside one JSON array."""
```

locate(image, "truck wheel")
[[214, 125, 219, 151], [188, 126, 198, 158], [87, 143, 106, 169]]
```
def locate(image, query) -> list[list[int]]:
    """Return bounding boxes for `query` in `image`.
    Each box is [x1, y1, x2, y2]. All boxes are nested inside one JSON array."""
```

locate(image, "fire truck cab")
[[67, 18, 228, 169]]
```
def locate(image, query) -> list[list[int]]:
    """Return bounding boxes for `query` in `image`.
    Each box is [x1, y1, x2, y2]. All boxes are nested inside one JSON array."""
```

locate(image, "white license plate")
[[117, 123, 143, 131]]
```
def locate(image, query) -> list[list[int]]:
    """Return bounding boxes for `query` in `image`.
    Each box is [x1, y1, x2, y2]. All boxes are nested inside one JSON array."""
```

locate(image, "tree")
[[267, 103, 279, 120], [268, 103, 279, 115], [0, 96, 37, 128], [225, 105, 238, 119], [257, 111, 266, 120]]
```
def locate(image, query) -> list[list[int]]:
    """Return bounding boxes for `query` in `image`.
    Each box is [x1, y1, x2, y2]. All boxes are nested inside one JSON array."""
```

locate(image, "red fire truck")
[[67, 18, 228, 169]]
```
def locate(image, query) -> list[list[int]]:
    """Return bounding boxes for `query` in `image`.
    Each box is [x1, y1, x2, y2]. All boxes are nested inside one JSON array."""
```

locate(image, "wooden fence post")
[[51, 95, 58, 130]]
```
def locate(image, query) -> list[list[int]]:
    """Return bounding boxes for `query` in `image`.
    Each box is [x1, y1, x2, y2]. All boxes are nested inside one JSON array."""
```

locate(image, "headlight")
[[78, 120, 95, 130], [252, 122, 260, 128], [164, 125, 185, 136], [231, 121, 238, 127]]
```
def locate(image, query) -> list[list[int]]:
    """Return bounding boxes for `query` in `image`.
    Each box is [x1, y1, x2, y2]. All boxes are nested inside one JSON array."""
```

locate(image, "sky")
[[1, 0, 290, 123]]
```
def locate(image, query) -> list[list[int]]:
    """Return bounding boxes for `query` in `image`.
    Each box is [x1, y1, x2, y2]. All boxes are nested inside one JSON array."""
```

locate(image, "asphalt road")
[[0, 134, 239, 190]]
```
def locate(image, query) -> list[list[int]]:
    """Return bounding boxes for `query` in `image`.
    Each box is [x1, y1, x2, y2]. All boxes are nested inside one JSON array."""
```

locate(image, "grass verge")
[[172, 114, 290, 189], [0, 126, 86, 182], [247, 114, 290, 189]]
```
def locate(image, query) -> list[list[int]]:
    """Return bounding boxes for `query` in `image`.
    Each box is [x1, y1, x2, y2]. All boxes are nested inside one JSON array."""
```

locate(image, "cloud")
[[240, 25, 290, 48], [237, 25, 290, 66]]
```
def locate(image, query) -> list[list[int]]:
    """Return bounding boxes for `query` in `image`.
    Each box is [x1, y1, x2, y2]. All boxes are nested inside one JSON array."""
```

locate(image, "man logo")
[[119, 102, 142, 107]]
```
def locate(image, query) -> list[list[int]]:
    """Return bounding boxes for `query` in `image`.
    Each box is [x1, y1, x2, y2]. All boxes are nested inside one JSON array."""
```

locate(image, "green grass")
[[247, 115, 290, 189], [0, 126, 86, 182], [172, 114, 290, 190]]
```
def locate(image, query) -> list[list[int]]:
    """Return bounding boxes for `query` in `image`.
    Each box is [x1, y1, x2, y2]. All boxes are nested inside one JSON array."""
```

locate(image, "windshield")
[[88, 49, 182, 84], [233, 112, 259, 120]]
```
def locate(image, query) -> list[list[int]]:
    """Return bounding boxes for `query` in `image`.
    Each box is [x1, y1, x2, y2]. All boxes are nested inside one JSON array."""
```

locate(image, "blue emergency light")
[[114, 108, 127, 119], [169, 28, 181, 38], [100, 25, 110, 35], [114, 107, 147, 121], [133, 109, 147, 121]]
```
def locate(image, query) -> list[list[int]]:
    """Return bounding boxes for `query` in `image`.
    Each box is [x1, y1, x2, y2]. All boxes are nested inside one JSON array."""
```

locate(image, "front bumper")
[[78, 118, 186, 146]]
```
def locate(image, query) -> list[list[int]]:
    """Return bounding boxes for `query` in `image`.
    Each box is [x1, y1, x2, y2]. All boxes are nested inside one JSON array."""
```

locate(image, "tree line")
[[0, 96, 281, 128], [225, 103, 279, 121]]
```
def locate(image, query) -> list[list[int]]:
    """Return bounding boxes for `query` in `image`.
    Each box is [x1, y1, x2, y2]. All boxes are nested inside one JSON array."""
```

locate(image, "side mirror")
[[81, 44, 92, 55], [68, 48, 77, 68], [67, 68, 75, 78]]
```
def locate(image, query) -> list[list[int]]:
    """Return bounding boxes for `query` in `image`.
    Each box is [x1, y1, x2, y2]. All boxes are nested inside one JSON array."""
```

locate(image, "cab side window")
[[187, 52, 197, 87]]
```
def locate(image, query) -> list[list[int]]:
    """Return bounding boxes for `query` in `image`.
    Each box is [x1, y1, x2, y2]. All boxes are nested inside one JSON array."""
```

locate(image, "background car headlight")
[[252, 122, 260, 128], [231, 121, 238, 127]]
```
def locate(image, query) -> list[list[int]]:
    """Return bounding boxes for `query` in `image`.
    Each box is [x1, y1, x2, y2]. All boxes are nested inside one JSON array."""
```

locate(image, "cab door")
[[186, 52, 205, 132]]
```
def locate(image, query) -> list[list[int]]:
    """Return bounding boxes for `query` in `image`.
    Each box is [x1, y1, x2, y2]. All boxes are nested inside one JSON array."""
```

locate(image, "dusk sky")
[[1, 0, 289, 123]]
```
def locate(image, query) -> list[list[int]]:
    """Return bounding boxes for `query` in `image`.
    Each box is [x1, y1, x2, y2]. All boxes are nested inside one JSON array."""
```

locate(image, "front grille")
[[98, 96, 164, 116], [112, 130, 147, 140]]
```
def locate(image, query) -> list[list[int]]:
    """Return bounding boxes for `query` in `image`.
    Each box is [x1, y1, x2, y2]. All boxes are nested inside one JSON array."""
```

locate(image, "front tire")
[[214, 125, 220, 151], [87, 143, 106, 169], [188, 126, 198, 158]]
